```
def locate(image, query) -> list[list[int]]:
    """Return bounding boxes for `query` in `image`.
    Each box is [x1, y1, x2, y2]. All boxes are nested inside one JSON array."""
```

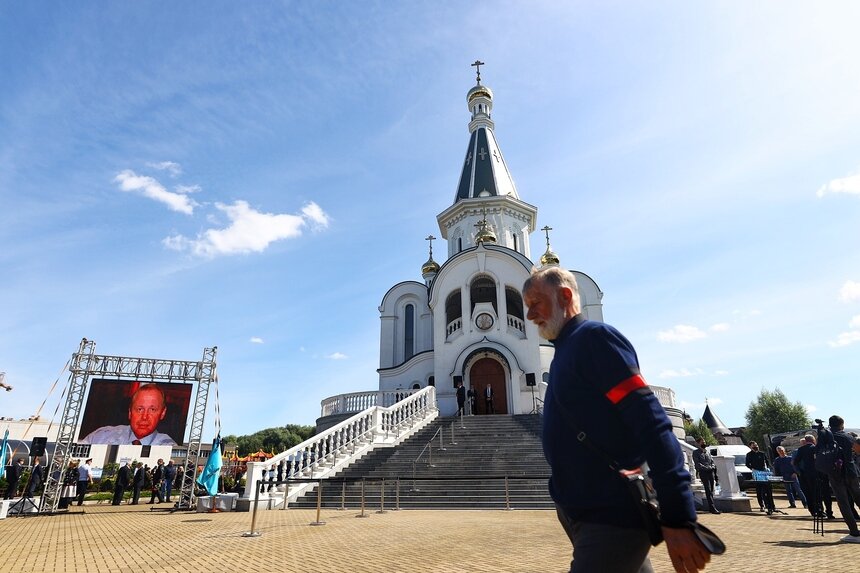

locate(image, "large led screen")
[[77, 379, 192, 446]]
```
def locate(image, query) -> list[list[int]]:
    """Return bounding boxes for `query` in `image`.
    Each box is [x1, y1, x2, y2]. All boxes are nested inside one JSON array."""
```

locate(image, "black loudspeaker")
[[526, 373, 536, 387], [453, 375, 463, 388], [31, 437, 48, 457]]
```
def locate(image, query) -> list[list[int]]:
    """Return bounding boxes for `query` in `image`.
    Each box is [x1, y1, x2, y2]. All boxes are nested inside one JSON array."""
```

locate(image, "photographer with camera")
[[815, 416, 860, 543]]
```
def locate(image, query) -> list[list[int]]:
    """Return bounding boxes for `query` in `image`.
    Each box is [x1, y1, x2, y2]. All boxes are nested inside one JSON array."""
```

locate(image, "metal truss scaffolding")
[[40, 339, 217, 514]]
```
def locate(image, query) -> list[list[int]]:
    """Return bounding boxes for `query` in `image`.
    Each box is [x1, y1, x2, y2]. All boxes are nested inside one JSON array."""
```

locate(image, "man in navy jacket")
[[523, 266, 709, 573]]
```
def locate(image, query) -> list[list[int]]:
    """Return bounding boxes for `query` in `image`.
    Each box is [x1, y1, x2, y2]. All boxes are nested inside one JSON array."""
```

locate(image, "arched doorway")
[[469, 357, 507, 414]]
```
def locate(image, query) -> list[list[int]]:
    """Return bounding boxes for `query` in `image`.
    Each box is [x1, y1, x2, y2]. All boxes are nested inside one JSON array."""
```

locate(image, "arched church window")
[[404, 304, 415, 360], [470, 275, 497, 314], [505, 286, 524, 319], [512, 233, 518, 252], [412, 383, 421, 390], [445, 290, 462, 326], [542, 372, 549, 383], [428, 376, 435, 387], [458, 237, 462, 252]]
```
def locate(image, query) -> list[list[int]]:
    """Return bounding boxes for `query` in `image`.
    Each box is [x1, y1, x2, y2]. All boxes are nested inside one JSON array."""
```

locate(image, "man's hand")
[[662, 525, 710, 573]]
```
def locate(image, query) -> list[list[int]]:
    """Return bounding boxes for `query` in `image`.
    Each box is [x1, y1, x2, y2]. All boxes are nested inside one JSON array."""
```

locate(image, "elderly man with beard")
[[523, 266, 710, 573]]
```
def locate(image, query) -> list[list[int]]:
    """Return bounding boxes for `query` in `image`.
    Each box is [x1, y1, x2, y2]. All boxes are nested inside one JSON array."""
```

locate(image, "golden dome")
[[422, 256, 440, 276], [540, 247, 560, 266], [467, 84, 493, 104]]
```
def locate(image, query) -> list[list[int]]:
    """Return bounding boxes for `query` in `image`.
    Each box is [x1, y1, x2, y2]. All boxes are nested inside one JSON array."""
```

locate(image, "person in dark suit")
[[4, 458, 24, 499], [456, 382, 466, 416], [149, 459, 165, 504], [26, 458, 44, 498], [112, 462, 131, 505], [484, 383, 495, 414], [131, 462, 145, 504]]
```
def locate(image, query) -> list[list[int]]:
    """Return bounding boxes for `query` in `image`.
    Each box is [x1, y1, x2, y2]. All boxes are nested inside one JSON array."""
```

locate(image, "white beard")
[[538, 303, 567, 340]]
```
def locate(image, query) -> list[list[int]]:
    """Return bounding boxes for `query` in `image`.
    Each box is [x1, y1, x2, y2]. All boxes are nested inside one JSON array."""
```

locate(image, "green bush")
[[100, 478, 114, 492]]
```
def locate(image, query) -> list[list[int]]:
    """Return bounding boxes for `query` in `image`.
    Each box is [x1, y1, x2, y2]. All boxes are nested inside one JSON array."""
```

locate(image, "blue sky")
[[2, 2, 859, 438]]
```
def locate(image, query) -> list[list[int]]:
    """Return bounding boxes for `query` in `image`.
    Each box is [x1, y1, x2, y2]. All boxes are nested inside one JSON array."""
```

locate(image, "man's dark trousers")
[[555, 506, 653, 573]]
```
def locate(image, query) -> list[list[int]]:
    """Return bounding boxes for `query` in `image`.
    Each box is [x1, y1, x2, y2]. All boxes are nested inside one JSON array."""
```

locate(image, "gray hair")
[[523, 266, 581, 314]]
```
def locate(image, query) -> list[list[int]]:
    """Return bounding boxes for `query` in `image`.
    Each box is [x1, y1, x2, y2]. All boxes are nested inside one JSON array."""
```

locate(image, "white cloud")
[[816, 170, 860, 198], [114, 170, 196, 214], [839, 280, 860, 302], [175, 184, 201, 194], [148, 161, 182, 177], [805, 404, 818, 414], [301, 201, 330, 229], [658, 368, 704, 379], [679, 398, 724, 411], [249, 337, 264, 344], [828, 330, 860, 348], [709, 323, 730, 332], [163, 200, 330, 257], [850, 315, 860, 329], [326, 352, 347, 360], [657, 324, 706, 343], [658, 368, 727, 379]]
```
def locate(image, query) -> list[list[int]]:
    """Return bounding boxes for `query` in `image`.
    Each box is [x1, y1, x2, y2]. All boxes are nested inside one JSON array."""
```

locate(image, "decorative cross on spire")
[[541, 225, 553, 249], [425, 234, 436, 257], [471, 60, 485, 85]]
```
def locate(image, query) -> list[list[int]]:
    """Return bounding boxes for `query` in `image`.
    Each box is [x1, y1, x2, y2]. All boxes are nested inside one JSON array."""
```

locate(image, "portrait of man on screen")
[[79, 383, 183, 446]]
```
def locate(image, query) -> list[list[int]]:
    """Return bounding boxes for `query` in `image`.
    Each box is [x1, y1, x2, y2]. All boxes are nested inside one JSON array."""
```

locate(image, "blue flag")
[[196, 436, 222, 497], [0, 429, 8, 480]]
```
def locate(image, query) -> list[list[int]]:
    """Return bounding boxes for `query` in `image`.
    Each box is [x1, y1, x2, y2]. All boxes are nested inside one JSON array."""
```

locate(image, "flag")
[[0, 429, 8, 480], [196, 436, 222, 497]]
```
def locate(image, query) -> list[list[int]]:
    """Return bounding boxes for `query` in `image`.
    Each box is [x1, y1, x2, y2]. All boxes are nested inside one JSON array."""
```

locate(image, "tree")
[[223, 424, 315, 456], [744, 389, 810, 451], [684, 419, 718, 446]]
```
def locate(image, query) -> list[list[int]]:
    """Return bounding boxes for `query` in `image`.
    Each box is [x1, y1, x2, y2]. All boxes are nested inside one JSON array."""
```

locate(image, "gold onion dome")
[[540, 247, 560, 266], [467, 84, 493, 103], [422, 256, 440, 275]]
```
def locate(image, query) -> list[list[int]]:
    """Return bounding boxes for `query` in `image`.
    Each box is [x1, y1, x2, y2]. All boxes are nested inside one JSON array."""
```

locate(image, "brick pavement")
[[0, 502, 857, 572]]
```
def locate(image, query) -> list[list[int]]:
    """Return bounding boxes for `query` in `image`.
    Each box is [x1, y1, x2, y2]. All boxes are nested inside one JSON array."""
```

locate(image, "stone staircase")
[[289, 414, 553, 509]]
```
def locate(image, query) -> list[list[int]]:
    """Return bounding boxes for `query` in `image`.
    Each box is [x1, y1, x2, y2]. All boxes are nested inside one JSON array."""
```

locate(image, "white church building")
[[318, 67, 682, 432]]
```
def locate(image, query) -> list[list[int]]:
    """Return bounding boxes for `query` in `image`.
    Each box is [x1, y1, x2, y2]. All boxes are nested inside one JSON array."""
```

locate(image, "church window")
[[505, 286, 524, 319], [404, 304, 415, 360], [458, 237, 462, 252], [470, 275, 497, 314], [428, 376, 435, 387], [512, 233, 518, 252], [542, 372, 549, 383], [412, 383, 421, 390], [445, 290, 462, 326]]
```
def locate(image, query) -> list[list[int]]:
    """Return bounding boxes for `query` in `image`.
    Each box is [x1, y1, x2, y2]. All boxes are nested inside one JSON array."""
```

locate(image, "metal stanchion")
[[411, 462, 419, 492], [377, 478, 387, 514], [438, 431, 446, 451], [242, 480, 263, 537], [504, 476, 512, 511], [429, 443, 435, 467], [338, 480, 346, 510], [310, 480, 326, 526], [394, 478, 401, 511], [450, 421, 457, 445], [356, 478, 369, 518]]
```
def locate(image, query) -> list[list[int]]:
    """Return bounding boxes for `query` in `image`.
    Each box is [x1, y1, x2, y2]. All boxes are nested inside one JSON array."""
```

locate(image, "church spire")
[[454, 62, 518, 202], [539, 225, 560, 266]]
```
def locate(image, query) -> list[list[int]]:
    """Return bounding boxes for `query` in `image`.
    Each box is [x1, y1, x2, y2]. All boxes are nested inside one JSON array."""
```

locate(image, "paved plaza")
[[1, 501, 857, 572]]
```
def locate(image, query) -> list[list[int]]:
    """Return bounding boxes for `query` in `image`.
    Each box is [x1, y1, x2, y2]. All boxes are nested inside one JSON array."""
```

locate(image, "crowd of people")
[[107, 458, 184, 505]]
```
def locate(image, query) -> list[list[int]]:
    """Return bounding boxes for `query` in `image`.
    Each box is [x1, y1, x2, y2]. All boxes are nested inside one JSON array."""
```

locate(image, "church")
[[375, 65, 606, 418]]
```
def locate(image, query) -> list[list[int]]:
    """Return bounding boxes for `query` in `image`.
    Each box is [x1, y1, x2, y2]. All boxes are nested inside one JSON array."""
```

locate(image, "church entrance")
[[469, 357, 507, 414]]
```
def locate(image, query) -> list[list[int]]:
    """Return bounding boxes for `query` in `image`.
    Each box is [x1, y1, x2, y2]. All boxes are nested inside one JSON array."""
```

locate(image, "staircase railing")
[[242, 386, 437, 506]]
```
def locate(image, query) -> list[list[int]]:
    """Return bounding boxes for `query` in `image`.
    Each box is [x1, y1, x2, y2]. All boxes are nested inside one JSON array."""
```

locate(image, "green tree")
[[223, 424, 315, 456], [744, 388, 810, 450], [684, 419, 718, 446]]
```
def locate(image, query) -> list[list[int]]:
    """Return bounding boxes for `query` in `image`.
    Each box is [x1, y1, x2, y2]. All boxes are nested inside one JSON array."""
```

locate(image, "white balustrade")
[[650, 385, 676, 408], [507, 315, 525, 333], [446, 317, 462, 337], [244, 386, 438, 507], [320, 389, 420, 417]]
